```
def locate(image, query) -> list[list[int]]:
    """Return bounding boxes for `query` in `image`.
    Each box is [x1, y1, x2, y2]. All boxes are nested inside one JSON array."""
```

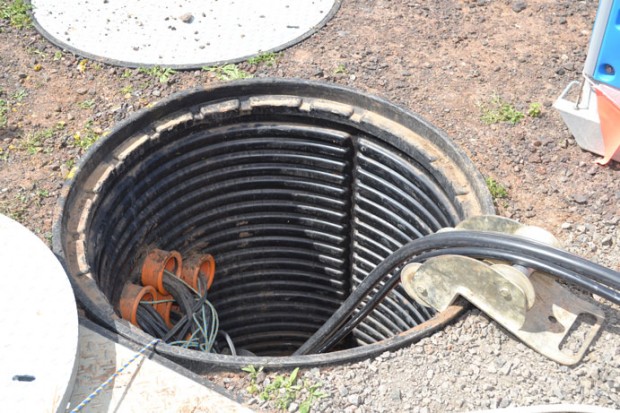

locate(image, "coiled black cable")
[[162, 273, 196, 341], [295, 231, 620, 355], [162, 278, 211, 343], [137, 304, 169, 338]]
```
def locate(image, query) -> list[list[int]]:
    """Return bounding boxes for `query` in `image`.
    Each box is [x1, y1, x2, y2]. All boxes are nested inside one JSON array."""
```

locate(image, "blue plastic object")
[[594, 0, 620, 88]]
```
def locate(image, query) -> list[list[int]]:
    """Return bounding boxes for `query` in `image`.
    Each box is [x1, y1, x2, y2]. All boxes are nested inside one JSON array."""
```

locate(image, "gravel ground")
[[1, 0, 620, 412], [214, 242, 620, 413]]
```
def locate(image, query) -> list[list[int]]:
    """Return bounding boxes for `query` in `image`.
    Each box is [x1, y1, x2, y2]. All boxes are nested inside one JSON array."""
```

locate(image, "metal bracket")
[[402, 257, 531, 331], [401, 216, 605, 365]]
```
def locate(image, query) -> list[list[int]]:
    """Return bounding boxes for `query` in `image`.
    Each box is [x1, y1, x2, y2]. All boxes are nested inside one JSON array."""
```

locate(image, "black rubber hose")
[[137, 304, 169, 338], [136, 307, 158, 337], [163, 273, 196, 341], [295, 230, 620, 355], [316, 246, 620, 353], [137, 305, 167, 338]]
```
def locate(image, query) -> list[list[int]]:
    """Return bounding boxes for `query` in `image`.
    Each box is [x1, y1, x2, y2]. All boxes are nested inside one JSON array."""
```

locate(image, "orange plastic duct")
[[141, 249, 182, 295], [181, 253, 215, 295], [119, 283, 157, 326], [595, 84, 620, 165]]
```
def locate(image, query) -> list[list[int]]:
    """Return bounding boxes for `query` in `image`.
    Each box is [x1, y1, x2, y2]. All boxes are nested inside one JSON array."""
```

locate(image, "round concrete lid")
[[0, 214, 79, 412], [30, 0, 341, 69]]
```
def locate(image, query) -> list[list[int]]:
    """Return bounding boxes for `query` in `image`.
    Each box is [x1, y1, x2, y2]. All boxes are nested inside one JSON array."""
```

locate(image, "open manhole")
[[53, 79, 494, 369]]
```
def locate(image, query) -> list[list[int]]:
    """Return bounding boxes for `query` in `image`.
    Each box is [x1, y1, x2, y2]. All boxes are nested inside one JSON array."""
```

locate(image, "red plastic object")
[[181, 253, 215, 295], [141, 249, 182, 295], [119, 283, 156, 327], [595, 84, 620, 165]]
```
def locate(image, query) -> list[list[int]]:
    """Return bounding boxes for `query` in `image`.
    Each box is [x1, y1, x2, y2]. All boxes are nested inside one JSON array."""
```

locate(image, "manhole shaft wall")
[[53, 79, 494, 368]]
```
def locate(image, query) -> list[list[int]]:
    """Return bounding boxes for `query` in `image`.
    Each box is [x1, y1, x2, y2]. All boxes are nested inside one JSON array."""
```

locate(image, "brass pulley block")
[[400, 216, 604, 365]]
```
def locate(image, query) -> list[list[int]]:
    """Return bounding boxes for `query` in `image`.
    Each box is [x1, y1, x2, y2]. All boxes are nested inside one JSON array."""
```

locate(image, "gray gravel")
[[310, 308, 620, 412]]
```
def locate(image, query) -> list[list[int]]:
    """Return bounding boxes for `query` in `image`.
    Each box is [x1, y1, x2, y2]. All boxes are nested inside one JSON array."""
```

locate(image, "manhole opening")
[[54, 80, 493, 367]]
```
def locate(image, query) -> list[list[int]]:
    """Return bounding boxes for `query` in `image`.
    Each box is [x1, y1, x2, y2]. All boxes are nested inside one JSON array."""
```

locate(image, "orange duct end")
[[181, 253, 216, 295], [595, 84, 620, 165], [119, 283, 156, 327], [141, 249, 182, 295]]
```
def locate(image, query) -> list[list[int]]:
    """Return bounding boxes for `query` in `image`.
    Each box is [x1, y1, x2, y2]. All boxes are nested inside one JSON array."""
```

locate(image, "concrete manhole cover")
[[30, 0, 341, 68], [0, 214, 79, 412]]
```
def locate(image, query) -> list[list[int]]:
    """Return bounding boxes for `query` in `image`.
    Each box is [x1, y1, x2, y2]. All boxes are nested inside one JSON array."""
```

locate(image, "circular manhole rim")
[[52, 78, 494, 368]]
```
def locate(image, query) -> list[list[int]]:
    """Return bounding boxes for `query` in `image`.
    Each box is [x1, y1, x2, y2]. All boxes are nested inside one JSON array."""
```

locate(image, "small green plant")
[[0, 199, 27, 223], [77, 59, 89, 73], [63, 158, 77, 179], [0, 99, 8, 127], [480, 96, 524, 125], [27, 47, 46, 60], [242, 366, 326, 412], [53, 50, 63, 61], [121, 69, 133, 79], [527, 102, 542, 118], [0, 0, 32, 29], [78, 99, 95, 109], [12, 89, 27, 102], [202, 64, 253, 81], [19, 123, 65, 154], [248, 52, 279, 67], [242, 365, 263, 395], [73, 121, 100, 150], [21, 127, 54, 155], [36, 189, 49, 206], [299, 383, 327, 413], [334, 64, 348, 75], [120, 85, 134, 95], [485, 177, 508, 200], [139, 66, 176, 83], [260, 367, 301, 410]]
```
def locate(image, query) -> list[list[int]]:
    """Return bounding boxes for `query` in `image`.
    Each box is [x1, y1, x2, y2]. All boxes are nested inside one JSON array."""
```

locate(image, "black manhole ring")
[[52, 78, 493, 369]]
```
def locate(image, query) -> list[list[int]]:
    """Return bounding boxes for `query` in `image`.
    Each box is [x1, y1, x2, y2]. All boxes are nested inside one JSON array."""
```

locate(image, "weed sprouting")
[[0, 0, 32, 29], [242, 365, 327, 412], [485, 177, 508, 200], [480, 96, 524, 125], [202, 64, 253, 81], [527, 102, 542, 118], [248, 52, 280, 67], [138, 66, 176, 83]]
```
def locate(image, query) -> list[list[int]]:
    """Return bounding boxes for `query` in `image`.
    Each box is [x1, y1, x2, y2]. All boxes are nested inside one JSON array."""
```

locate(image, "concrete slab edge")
[[78, 317, 246, 404]]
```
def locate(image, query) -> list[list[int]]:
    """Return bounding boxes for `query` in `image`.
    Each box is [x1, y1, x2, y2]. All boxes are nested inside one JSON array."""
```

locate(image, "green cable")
[[157, 268, 223, 354], [139, 298, 175, 305]]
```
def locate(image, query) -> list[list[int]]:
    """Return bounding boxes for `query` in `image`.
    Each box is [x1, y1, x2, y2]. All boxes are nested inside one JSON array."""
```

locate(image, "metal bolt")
[[604, 64, 615, 75], [499, 288, 511, 301]]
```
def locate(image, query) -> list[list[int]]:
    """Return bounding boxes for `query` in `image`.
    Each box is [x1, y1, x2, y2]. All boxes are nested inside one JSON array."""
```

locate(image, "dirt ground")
[[1, 0, 618, 254], [1, 0, 619, 411]]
